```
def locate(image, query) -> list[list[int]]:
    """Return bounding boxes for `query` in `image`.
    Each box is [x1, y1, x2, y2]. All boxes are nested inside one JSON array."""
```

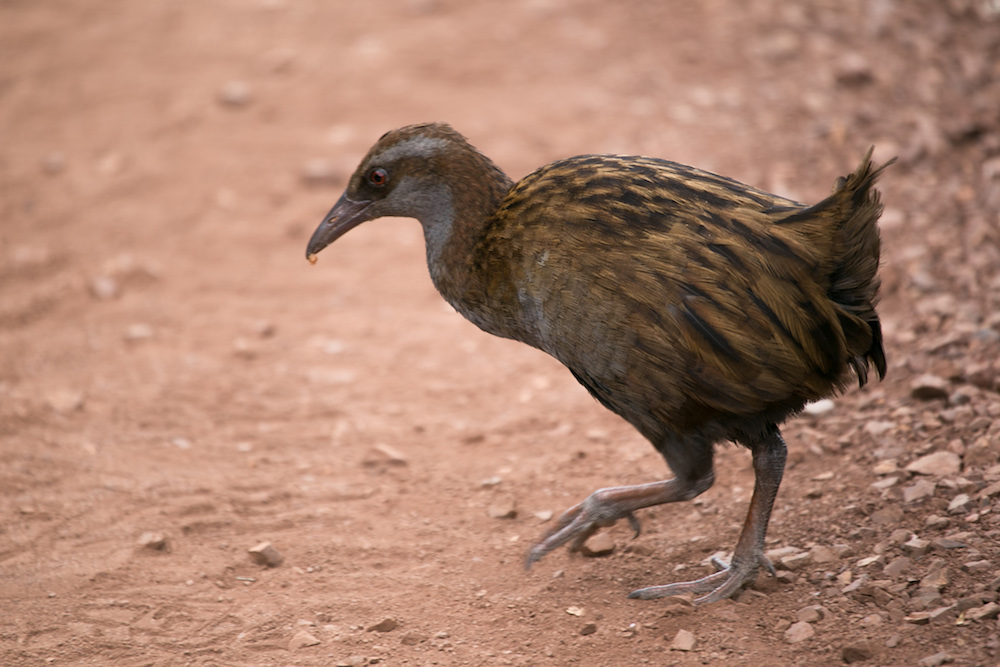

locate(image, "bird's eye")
[[367, 167, 389, 187]]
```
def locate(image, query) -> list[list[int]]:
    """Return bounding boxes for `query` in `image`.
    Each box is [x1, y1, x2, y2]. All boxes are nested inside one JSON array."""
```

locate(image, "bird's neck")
[[422, 154, 515, 321]]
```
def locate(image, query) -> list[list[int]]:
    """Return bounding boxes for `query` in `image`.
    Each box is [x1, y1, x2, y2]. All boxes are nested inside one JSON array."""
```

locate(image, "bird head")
[[306, 122, 504, 264]]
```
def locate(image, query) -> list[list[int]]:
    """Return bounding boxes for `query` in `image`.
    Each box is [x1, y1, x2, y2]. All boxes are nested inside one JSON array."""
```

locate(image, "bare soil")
[[3, 1, 1000, 665]]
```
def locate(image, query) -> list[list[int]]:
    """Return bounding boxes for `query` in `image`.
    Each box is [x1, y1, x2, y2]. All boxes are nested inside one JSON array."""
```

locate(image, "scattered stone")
[[796, 605, 827, 623], [925, 515, 950, 530], [910, 374, 950, 400], [219, 80, 253, 107], [906, 451, 961, 477], [902, 537, 931, 557], [289, 629, 321, 650], [947, 493, 971, 514], [963, 559, 992, 574], [917, 651, 953, 667], [362, 443, 408, 467], [979, 480, 1000, 500], [534, 509, 554, 522], [920, 566, 949, 591], [885, 634, 901, 648], [803, 399, 835, 415], [835, 52, 874, 86], [883, 556, 911, 578], [366, 618, 398, 632], [90, 275, 120, 300], [300, 158, 342, 187], [870, 505, 904, 525], [906, 611, 932, 625], [864, 420, 896, 437], [903, 479, 936, 503], [137, 532, 168, 551], [486, 498, 517, 519], [400, 631, 428, 645], [565, 606, 585, 616], [931, 537, 965, 550], [335, 656, 366, 667], [765, 546, 802, 561], [780, 552, 812, 571], [784, 620, 814, 643], [579, 622, 597, 636], [580, 531, 615, 557], [928, 605, 955, 625], [670, 629, 695, 651], [248, 541, 284, 567], [842, 640, 875, 663], [872, 459, 898, 475], [809, 545, 837, 564], [47, 389, 84, 414], [967, 602, 1000, 621], [124, 323, 155, 341]]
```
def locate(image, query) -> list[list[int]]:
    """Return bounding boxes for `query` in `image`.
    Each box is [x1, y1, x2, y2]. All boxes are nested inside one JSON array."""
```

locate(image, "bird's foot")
[[627, 553, 771, 605], [525, 488, 641, 568]]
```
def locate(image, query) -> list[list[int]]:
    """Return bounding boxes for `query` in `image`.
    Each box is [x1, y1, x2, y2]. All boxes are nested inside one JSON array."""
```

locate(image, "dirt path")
[[3, 1, 1000, 665]]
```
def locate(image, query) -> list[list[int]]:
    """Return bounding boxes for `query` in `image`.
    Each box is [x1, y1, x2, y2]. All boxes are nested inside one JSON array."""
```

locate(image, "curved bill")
[[305, 193, 373, 263]]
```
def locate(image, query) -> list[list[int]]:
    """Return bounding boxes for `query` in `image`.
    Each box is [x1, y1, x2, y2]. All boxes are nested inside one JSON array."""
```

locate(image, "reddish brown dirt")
[[3, 1, 1000, 665]]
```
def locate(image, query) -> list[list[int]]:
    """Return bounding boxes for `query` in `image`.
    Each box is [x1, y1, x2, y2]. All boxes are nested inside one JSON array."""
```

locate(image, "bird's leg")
[[628, 428, 786, 605], [526, 474, 714, 568]]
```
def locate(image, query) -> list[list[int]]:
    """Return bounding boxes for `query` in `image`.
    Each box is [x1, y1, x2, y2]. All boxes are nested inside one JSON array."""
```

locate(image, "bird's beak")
[[305, 193, 373, 264]]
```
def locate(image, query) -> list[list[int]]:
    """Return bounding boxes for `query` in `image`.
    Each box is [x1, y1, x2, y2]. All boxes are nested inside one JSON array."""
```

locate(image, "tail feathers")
[[831, 147, 894, 387]]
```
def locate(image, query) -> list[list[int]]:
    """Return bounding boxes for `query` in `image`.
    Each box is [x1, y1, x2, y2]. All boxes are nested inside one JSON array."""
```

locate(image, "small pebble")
[[580, 532, 615, 557], [967, 602, 1000, 621], [670, 628, 695, 651], [910, 374, 950, 400], [902, 479, 936, 503], [906, 451, 961, 477], [400, 631, 428, 645], [288, 630, 321, 650], [784, 621, 814, 643], [137, 532, 168, 551], [842, 640, 875, 663], [366, 618, 398, 633], [796, 605, 826, 623], [219, 80, 253, 107], [917, 651, 953, 667], [579, 622, 597, 636], [248, 541, 284, 567]]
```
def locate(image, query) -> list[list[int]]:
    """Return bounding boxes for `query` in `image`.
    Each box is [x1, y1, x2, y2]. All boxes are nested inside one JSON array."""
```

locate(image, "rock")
[[902, 479, 936, 503], [124, 323, 155, 341], [872, 459, 898, 475], [248, 541, 284, 567], [780, 552, 812, 571], [928, 605, 955, 625], [803, 399, 835, 415], [289, 630, 321, 649], [579, 622, 597, 636], [835, 52, 874, 86], [917, 651, 953, 667], [300, 158, 342, 187], [947, 493, 971, 514], [796, 605, 827, 623], [870, 505, 904, 526], [978, 480, 1000, 500], [925, 515, 950, 530], [400, 631, 428, 645], [910, 374, 950, 400], [902, 537, 931, 557], [335, 657, 367, 667], [967, 602, 1000, 621], [90, 275, 120, 299], [47, 389, 85, 414], [962, 559, 992, 573], [809, 545, 837, 564], [366, 617, 398, 632], [580, 531, 615, 557], [842, 640, 875, 663], [883, 556, 911, 578], [362, 443, 408, 467], [137, 531, 168, 551], [219, 80, 252, 107], [670, 629, 695, 651], [486, 498, 517, 519], [784, 621, 814, 643], [920, 566, 949, 591], [906, 451, 961, 477], [864, 420, 896, 437]]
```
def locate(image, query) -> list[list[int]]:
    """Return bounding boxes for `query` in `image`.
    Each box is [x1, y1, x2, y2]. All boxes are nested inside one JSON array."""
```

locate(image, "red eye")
[[368, 167, 388, 187]]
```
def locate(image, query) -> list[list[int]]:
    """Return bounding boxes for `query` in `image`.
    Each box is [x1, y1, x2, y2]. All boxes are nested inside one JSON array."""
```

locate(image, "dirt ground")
[[3, 1, 1000, 665]]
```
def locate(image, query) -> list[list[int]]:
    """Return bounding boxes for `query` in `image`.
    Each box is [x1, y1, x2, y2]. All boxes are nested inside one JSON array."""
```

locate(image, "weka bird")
[[306, 123, 890, 605]]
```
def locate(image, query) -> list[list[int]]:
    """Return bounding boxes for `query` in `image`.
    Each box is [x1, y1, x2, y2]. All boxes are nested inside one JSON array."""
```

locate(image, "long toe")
[[628, 560, 762, 605]]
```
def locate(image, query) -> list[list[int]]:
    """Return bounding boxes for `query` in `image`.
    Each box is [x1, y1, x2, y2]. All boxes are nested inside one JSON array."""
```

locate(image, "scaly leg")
[[628, 428, 786, 604]]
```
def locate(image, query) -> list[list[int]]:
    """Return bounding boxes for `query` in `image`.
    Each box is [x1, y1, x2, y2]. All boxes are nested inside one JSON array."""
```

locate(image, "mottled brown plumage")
[[306, 122, 891, 604]]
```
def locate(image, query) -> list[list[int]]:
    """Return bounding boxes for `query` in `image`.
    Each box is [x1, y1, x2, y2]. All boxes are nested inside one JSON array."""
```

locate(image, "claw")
[[626, 512, 641, 539], [627, 557, 764, 605]]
